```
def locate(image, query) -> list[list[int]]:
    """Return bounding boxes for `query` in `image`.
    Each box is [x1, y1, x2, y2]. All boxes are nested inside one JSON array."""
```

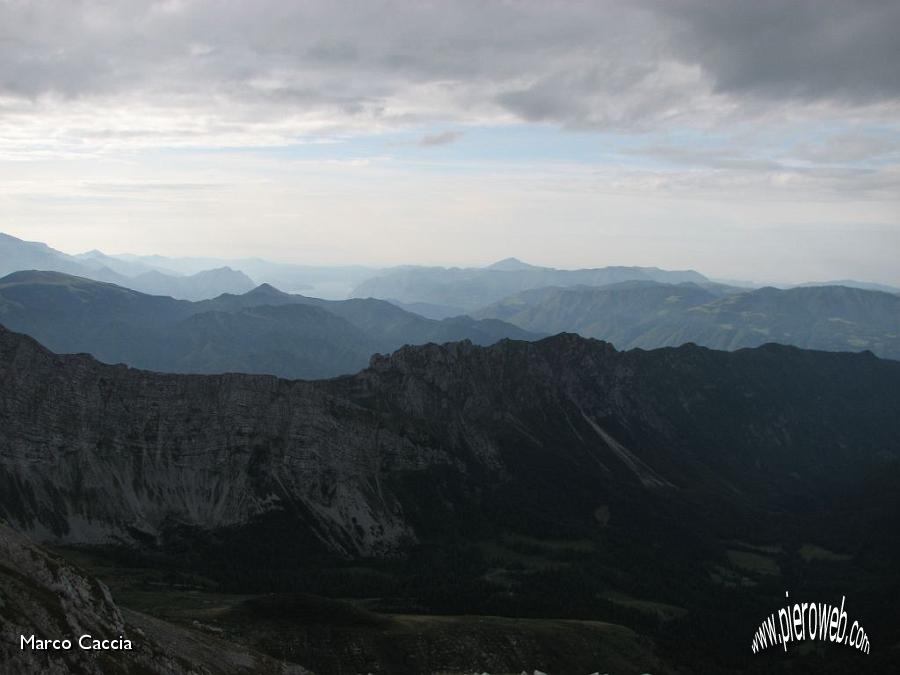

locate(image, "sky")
[[1, 0, 899, 284]]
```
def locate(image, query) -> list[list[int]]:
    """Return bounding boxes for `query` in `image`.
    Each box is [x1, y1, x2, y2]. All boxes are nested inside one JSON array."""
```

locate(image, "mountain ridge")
[[2, 321, 898, 549], [2, 323, 900, 672], [474, 281, 900, 360], [351, 261, 710, 310], [0, 270, 538, 379], [1, 232, 256, 300]]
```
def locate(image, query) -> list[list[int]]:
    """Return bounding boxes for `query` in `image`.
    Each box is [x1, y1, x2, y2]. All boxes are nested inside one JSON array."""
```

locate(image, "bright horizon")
[[2, 1, 899, 285]]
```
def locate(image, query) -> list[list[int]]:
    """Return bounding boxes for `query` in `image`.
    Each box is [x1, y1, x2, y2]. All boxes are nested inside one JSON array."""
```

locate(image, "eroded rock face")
[[0, 325, 424, 556], [0, 523, 309, 674], [0, 522, 133, 675], [1, 323, 899, 560]]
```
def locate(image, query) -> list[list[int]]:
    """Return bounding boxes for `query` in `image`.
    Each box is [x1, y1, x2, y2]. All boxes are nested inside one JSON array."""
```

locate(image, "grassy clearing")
[[602, 591, 687, 620], [709, 564, 756, 587], [799, 543, 852, 562], [727, 540, 783, 555], [726, 549, 781, 576]]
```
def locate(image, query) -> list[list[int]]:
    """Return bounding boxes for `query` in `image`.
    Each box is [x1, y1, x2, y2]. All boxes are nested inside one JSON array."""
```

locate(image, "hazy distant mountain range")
[[351, 257, 712, 311], [4, 231, 898, 362], [2, 231, 384, 300], [797, 279, 900, 294], [115, 251, 379, 299], [1, 232, 256, 300], [474, 281, 900, 360], [0, 270, 537, 378], [7, 231, 898, 305]]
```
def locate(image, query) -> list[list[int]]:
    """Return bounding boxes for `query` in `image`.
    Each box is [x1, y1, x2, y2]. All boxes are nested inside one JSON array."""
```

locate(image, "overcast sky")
[[1, 0, 898, 283]]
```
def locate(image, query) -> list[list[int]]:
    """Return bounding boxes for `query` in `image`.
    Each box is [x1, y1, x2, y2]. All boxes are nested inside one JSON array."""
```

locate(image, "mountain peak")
[[199, 266, 237, 275], [246, 282, 289, 297], [486, 257, 539, 271]]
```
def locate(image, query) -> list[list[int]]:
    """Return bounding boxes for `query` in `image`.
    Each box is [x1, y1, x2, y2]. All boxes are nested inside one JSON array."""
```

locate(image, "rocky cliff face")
[[1, 323, 899, 560], [0, 324, 421, 556], [0, 522, 308, 674], [4, 323, 900, 674]]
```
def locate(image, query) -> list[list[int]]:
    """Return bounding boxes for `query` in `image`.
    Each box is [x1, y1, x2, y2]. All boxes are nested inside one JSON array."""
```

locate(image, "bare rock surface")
[[0, 522, 309, 674]]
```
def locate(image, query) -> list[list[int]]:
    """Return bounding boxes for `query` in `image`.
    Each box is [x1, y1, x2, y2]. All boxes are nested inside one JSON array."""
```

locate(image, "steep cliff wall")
[[2, 324, 899, 559]]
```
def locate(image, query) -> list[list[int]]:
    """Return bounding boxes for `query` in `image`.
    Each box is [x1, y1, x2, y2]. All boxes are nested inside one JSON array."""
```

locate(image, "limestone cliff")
[[1, 324, 899, 560]]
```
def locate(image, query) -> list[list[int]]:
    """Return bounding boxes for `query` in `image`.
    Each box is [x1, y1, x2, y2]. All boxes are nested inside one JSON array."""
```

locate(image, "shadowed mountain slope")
[[475, 282, 900, 359], [2, 322, 898, 552], [0, 271, 537, 378], [1, 325, 899, 672]]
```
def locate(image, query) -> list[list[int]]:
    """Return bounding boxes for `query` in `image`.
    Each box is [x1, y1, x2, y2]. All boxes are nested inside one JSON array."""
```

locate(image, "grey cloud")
[[633, 144, 783, 171], [0, 1, 898, 136], [656, 0, 900, 102], [419, 131, 462, 147], [792, 133, 900, 163]]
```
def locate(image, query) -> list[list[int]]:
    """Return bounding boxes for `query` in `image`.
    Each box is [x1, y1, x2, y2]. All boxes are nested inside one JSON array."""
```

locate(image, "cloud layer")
[[1, 0, 898, 152], [1, 1, 897, 283]]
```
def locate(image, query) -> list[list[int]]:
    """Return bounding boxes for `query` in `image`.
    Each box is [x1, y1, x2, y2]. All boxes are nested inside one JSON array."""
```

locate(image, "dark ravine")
[[1, 323, 900, 672]]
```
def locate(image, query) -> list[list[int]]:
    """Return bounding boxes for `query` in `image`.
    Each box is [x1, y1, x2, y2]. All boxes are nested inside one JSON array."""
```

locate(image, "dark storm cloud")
[[0, 1, 897, 135], [656, 0, 900, 102]]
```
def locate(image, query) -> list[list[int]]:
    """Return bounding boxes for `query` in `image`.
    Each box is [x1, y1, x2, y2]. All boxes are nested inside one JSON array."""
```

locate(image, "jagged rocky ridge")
[[1, 322, 899, 558], [3, 324, 900, 673]]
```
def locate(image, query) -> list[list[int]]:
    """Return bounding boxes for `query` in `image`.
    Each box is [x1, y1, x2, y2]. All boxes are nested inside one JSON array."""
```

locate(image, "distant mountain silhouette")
[[0, 270, 537, 378], [796, 279, 900, 294], [73, 248, 180, 277], [485, 256, 542, 271], [0, 232, 98, 277], [351, 262, 708, 310], [1, 232, 256, 300], [474, 281, 900, 359], [113, 252, 378, 299], [126, 266, 256, 300], [384, 299, 468, 319]]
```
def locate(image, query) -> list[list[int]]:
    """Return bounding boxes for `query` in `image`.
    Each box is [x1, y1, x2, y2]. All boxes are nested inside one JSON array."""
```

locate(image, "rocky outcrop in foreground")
[[0, 522, 308, 674]]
